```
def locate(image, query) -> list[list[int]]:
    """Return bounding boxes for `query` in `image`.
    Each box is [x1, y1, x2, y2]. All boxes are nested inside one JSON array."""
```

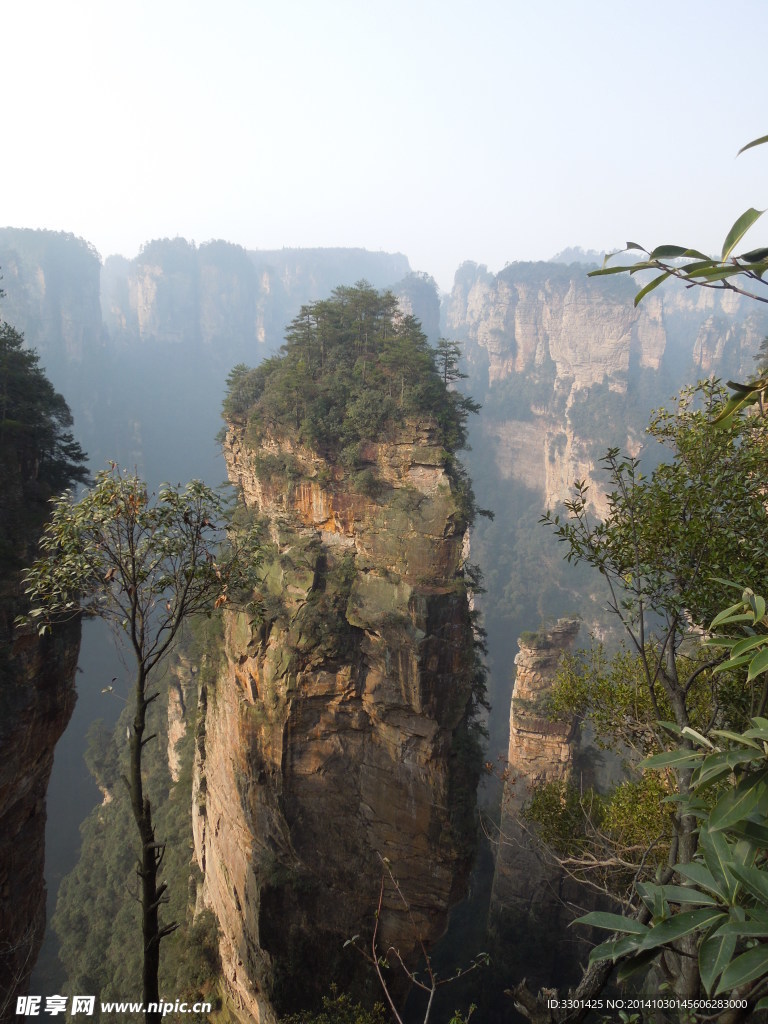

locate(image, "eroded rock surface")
[[0, 612, 79, 1012], [193, 423, 481, 1020], [489, 618, 581, 987], [446, 261, 768, 514]]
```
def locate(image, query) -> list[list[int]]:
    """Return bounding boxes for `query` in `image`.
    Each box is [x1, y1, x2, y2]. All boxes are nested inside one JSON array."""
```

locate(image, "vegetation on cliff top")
[[222, 282, 482, 508], [0, 294, 89, 572]]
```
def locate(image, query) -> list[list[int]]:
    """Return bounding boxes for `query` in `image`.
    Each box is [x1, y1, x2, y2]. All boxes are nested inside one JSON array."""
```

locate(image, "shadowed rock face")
[[492, 619, 580, 906], [489, 618, 581, 988], [192, 423, 482, 1021], [0, 608, 79, 1012]]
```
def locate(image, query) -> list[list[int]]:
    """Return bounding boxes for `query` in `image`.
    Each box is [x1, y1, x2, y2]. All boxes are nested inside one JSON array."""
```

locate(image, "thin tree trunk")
[[129, 663, 163, 1024]]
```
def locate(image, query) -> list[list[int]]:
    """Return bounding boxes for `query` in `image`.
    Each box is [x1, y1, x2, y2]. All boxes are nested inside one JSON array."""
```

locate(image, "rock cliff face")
[[489, 619, 580, 986], [0, 229, 103, 370], [0, 433, 81, 1010], [192, 423, 481, 1020], [0, 231, 427, 493], [445, 260, 768, 513], [101, 240, 415, 359], [0, 619, 79, 1012]]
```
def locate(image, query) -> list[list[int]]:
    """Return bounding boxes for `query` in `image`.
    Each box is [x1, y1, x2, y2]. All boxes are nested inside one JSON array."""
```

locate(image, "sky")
[[4, 0, 768, 292]]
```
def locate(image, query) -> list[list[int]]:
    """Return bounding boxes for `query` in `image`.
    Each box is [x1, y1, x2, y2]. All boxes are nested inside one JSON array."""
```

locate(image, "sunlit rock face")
[[445, 260, 768, 515], [488, 618, 581, 988], [192, 422, 481, 1021]]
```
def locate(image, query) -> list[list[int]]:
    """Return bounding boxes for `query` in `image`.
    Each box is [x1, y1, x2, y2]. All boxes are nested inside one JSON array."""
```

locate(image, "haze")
[[5, 0, 768, 291]]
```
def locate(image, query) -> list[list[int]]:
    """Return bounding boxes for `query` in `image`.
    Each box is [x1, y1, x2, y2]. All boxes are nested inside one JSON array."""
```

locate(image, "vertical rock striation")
[[0, 620, 79, 1013], [445, 260, 768, 514], [192, 423, 482, 1020], [489, 618, 581, 987]]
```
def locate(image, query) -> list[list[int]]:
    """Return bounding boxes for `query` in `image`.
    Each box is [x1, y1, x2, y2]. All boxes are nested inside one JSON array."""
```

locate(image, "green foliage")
[[753, 335, 768, 375], [525, 773, 672, 898], [84, 719, 120, 792], [18, 466, 262, 642], [588, 134, 768, 429], [524, 780, 606, 857], [481, 370, 556, 423], [580, 705, 768, 1005], [588, 135, 768, 312], [547, 643, 742, 760], [54, 621, 225, 1021], [19, 467, 261, 1018], [533, 381, 768, 1001], [291, 550, 359, 663], [248, 449, 304, 483], [544, 381, 768, 638], [222, 282, 482, 518], [538, 131, 768, 1013], [518, 629, 552, 649], [279, 985, 388, 1024], [0, 301, 88, 571]]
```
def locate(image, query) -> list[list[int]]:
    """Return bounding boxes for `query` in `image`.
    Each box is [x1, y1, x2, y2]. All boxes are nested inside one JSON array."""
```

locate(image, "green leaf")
[[648, 245, 693, 260], [616, 947, 662, 983], [730, 634, 768, 659], [698, 829, 736, 899], [741, 247, 768, 263], [686, 265, 752, 282], [707, 730, 762, 751], [634, 271, 671, 306], [709, 611, 755, 627], [729, 864, 768, 904], [748, 645, 768, 681], [715, 652, 759, 673], [722, 207, 765, 261], [681, 726, 714, 748], [729, 820, 768, 847], [654, 885, 718, 906], [705, 636, 743, 651], [643, 748, 703, 771], [636, 881, 668, 917], [699, 928, 737, 995], [658, 720, 682, 737], [742, 718, 768, 741], [637, 908, 726, 952], [716, 943, 768, 994], [737, 134, 768, 156], [709, 600, 749, 626], [709, 772, 768, 833], [694, 763, 734, 791], [588, 264, 643, 277], [713, 918, 768, 939], [575, 912, 649, 934], [587, 935, 641, 965]]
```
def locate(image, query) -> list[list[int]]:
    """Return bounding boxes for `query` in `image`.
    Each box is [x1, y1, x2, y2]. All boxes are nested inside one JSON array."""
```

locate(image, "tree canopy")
[[223, 282, 478, 466], [0, 298, 88, 569], [18, 467, 261, 1023]]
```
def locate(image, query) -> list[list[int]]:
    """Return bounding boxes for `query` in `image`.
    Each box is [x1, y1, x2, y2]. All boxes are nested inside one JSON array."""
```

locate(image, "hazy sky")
[[5, 0, 768, 291]]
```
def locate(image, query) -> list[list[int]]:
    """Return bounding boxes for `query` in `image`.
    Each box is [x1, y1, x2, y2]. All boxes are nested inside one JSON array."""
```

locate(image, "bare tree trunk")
[[129, 664, 171, 1024]]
